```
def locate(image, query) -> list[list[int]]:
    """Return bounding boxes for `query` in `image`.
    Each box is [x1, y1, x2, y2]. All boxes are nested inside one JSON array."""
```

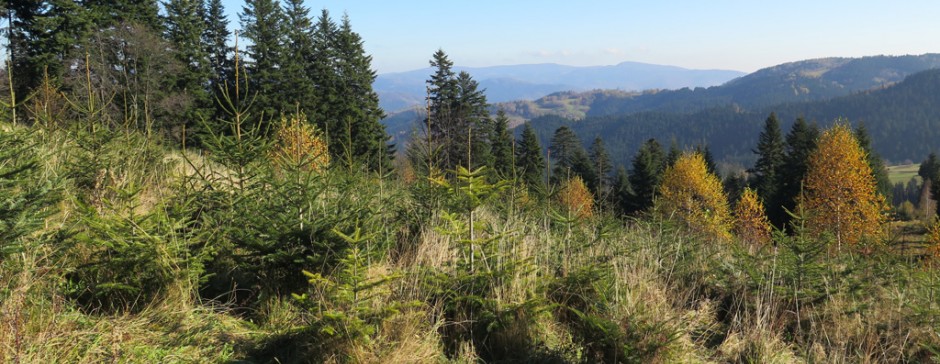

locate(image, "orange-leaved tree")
[[270, 112, 330, 172], [557, 175, 594, 219], [799, 122, 886, 250], [734, 187, 772, 245], [656, 152, 732, 240]]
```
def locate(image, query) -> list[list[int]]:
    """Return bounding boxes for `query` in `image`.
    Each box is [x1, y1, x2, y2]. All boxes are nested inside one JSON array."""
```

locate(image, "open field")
[[888, 163, 921, 184]]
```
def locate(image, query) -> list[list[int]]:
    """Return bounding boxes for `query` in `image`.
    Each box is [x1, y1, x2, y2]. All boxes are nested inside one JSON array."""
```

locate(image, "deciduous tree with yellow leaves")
[[734, 187, 772, 245], [656, 152, 732, 240], [799, 122, 886, 250]]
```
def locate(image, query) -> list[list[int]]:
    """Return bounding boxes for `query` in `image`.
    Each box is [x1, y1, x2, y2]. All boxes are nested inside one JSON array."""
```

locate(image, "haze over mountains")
[[383, 54, 940, 167], [375, 62, 746, 112]]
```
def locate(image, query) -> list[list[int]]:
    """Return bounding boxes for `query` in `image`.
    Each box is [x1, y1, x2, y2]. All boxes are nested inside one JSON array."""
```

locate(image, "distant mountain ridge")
[[497, 54, 940, 120], [527, 67, 940, 169], [375, 62, 745, 112]]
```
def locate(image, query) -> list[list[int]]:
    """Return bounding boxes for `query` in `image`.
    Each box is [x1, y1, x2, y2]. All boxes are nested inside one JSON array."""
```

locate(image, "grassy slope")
[[3, 122, 940, 363], [889, 163, 921, 185]]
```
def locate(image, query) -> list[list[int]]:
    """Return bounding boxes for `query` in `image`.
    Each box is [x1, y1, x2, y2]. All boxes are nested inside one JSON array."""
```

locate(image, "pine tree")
[[628, 138, 665, 213], [490, 109, 514, 179], [333, 14, 390, 171], [751, 112, 786, 227], [800, 123, 886, 250], [656, 152, 732, 240], [240, 0, 287, 123], [854, 122, 891, 198], [590, 137, 612, 202], [779, 117, 819, 229], [515, 122, 546, 191]]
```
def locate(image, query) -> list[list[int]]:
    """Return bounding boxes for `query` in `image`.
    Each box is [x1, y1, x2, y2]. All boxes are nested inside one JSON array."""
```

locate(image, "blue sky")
[[221, 0, 940, 74]]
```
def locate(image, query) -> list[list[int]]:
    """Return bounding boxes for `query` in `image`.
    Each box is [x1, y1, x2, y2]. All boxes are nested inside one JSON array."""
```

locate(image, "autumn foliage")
[[656, 152, 732, 240], [799, 123, 886, 248], [270, 113, 330, 172], [734, 187, 772, 245], [557, 175, 594, 219]]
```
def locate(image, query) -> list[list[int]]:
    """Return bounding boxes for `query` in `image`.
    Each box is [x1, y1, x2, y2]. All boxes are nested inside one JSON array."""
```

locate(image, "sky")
[[221, 0, 940, 74]]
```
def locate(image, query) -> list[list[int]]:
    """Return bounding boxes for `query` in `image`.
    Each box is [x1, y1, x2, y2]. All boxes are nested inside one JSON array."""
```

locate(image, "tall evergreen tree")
[[590, 137, 612, 201], [454, 70, 491, 169], [87, 0, 161, 30], [280, 0, 316, 115], [490, 109, 515, 179], [854, 121, 891, 198], [610, 166, 633, 216], [516, 122, 546, 191], [240, 0, 286, 124], [422, 50, 490, 171], [919, 152, 940, 216], [202, 0, 231, 105], [164, 0, 212, 119], [750, 112, 786, 227], [333, 13, 390, 171], [7, 1, 91, 93], [310, 9, 340, 139], [549, 126, 595, 187], [779, 117, 820, 229], [628, 138, 665, 213]]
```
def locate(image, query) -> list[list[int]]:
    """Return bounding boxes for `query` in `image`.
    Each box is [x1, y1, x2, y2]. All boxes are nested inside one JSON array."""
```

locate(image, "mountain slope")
[[500, 54, 940, 120], [375, 62, 744, 112], [528, 68, 940, 168]]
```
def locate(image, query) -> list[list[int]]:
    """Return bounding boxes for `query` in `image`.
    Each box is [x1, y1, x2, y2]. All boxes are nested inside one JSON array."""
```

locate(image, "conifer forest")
[[4, 1, 940, 363]]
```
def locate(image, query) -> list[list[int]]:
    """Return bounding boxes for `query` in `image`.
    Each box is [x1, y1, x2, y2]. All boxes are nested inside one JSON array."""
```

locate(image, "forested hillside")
[[530, 68, 940, 167], [4, 1, 940, 363]]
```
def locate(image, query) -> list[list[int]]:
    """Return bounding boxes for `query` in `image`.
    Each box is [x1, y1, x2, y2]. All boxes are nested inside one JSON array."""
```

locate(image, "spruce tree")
[[240, 0, 287, 123], [549, 126, 587, 184], [490, 109, 515, 179], [610, 166, 633, 216], [281, 0, 316, 115], [202, 0, 231, 110], [456, 71, 492, 169], [8, 1, 92, 93], [423, 50, 490, 171], [311, 9, 340, 142], [425, 49, 458, 169], [779, 117, 819, 229], [628, 138, 665, 213], [333, 14, 390, 171], [919, 152, 940, 216], [164, 0, 212, 121], [515, 122, 546, 191], [751, 112, 786, 227], [854, 122, 891, 198], [590, 137, 612, 201], [87, 0, 161, 30]]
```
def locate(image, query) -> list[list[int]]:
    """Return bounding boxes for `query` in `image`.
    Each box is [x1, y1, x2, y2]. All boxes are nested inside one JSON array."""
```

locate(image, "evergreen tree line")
[[4, 0, 390, 171]]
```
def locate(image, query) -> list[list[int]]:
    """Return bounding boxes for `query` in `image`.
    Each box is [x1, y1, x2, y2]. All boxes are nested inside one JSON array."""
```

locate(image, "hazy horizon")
[[221, 0, 940, 74]]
